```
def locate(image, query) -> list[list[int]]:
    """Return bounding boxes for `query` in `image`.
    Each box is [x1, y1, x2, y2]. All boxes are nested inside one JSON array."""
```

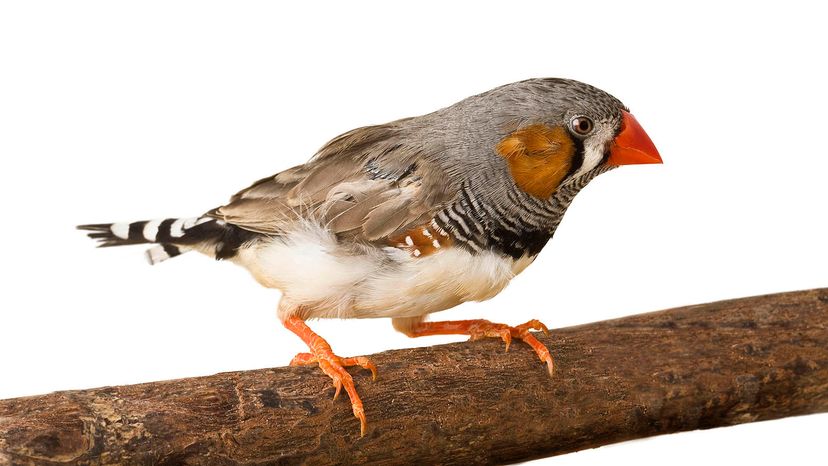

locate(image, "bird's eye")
[[569, 116, 594, 136]]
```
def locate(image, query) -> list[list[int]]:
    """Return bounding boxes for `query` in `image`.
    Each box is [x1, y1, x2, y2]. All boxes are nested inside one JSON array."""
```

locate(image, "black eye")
[[569, 116, 594, 136]]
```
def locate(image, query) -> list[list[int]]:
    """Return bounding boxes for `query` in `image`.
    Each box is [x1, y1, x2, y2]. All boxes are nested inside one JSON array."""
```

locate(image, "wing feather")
[[206, 121, 459, 245]]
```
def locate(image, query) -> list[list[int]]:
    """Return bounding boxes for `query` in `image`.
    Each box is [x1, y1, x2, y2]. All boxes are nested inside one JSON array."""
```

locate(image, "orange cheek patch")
[[389, 221, 453, 258], [496, 124, 576, 199]]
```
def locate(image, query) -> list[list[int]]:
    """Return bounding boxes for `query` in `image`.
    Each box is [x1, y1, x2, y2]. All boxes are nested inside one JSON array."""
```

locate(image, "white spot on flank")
[[405, 236, 414, 246], [143, 219, 162, 242], [422, 228, 432, 238], [432, 240, 441, 248], [110, 223, 129, 239], [413, 249, 421, 257]]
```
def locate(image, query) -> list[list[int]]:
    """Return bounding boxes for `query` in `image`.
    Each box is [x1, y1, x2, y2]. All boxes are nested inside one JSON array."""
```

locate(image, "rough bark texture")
[[1, 289, 827, 465]]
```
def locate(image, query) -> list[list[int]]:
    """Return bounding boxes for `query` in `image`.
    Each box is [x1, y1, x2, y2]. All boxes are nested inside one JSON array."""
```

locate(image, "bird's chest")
[[234, 226, 534, 319], [351, 247, 535, 318]]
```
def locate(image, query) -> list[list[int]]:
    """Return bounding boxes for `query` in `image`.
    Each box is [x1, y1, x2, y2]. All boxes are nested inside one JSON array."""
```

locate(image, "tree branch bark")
[[2, 289, 827, 465]]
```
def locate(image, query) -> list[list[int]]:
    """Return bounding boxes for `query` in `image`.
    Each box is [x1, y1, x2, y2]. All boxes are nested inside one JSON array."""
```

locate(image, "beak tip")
[[608, 111, 661, 167]]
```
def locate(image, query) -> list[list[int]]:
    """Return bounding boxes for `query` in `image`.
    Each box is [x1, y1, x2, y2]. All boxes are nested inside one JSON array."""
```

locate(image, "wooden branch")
[[2, 289, 827, 465]]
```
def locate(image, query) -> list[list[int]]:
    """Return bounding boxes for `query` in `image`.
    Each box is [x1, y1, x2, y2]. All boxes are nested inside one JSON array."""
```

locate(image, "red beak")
[[607, 111, 662, 166]]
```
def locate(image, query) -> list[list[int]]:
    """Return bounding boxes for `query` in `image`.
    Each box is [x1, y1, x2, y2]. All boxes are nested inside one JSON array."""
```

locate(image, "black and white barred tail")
[[77, 217, 258, 264]]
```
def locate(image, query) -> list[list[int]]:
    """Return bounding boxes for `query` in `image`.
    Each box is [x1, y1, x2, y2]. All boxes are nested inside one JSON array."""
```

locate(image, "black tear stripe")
[[563, 137, 586, 180], [599, 147, 612, 165]]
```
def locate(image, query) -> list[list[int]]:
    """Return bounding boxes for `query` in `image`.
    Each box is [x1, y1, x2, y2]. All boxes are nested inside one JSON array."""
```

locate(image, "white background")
[[1, 1, 826, 464]]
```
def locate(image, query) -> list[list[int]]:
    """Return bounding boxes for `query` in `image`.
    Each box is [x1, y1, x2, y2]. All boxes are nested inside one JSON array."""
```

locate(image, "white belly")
[[233, 223, 534, 319]]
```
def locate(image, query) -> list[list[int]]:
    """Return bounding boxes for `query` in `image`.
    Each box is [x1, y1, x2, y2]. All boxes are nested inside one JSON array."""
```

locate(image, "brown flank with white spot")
[[389, 221, 453, 258]]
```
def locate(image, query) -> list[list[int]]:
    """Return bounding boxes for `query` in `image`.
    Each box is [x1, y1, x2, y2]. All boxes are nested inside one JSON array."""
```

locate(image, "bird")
[[79, 77, 661, 436]]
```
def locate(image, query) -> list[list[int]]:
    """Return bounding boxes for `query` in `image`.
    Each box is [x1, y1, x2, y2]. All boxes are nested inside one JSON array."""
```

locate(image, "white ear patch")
[[573, 123, 615, 179]]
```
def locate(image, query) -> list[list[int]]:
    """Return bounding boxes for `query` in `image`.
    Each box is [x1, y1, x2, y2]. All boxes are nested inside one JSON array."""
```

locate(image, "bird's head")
[[489, 78, 661, 199]]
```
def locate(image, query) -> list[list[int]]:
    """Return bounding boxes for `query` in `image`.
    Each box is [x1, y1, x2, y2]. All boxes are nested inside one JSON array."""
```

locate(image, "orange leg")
[[283, 316, 377, 436], [406, 319, 555, 376]]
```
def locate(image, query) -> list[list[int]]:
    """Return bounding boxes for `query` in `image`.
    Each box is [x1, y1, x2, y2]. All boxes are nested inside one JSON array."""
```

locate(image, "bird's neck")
[[436, 167, 611, 260]]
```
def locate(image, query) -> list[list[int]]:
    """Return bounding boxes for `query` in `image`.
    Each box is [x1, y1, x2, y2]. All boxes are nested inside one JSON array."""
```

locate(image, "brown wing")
[[206, 122, 458, 245]]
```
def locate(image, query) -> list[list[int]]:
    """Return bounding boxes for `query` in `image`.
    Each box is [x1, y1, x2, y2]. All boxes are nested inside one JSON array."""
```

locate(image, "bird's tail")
[[77, 216, 228, 265]]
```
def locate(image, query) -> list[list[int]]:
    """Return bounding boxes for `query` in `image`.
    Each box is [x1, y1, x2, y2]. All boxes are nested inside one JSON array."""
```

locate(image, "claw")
[[522, 332, 555, 376], [516, 319, 549, 336], [333, 378, 342, 400], [341, 356, 378, 381], [501, 330, 512, 352], [284, 316, 378, 437], [354, 405, 367, 437], [409, 318, 556, 377], [296, 352, 376, 435]]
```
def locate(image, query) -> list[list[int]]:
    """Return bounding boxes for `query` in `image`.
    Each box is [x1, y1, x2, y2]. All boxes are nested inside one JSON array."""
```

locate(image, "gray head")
[[404, 78, 662, 258], [432, 78, 660, 188]]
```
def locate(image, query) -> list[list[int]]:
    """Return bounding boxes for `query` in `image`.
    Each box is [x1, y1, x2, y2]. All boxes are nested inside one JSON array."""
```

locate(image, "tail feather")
[[78, 216, 259, 264], [145, 243, 183, 265], [78, 217, 215, 264], [78, 217, 214, 246]]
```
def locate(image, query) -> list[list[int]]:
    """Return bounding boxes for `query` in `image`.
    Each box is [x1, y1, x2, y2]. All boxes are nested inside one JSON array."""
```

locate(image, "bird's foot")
[[468, 319, 554, 376], [410, 318, 555, 376], [289, 351, 376, 436], [284, 317, 376, 436]]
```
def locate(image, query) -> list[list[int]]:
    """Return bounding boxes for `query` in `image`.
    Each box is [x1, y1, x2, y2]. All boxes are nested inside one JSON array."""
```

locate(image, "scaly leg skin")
[[406, 319, 555, 376], [283, 316, 377, 437]]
